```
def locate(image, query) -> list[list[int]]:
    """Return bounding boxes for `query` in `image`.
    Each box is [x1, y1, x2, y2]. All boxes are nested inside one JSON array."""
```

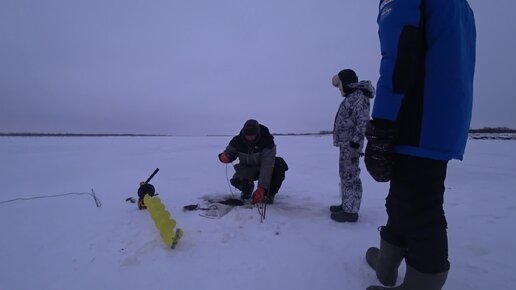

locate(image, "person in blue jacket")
[[364, 0, 476, 289]]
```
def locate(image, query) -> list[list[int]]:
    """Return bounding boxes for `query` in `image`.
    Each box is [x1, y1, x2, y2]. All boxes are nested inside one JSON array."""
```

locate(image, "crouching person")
[[218, 119, 288, 204]]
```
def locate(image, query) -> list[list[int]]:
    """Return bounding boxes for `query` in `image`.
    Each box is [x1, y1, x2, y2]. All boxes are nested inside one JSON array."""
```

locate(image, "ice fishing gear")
[[182, 203, 218, 212], [256, 202, 266, 223], [225, 164, 236, 197], [125, 193, 159, 206], [183, 198, 244, 211], [144, 194, 183, 249], [137, 183, 155, 209], [137, 168, 159, 210], [0, 189, 101, 208], [183, 197, 248, 219]]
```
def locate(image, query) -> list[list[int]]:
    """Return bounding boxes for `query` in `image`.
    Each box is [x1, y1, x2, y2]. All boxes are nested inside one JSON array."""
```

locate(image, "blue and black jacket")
[[374, 0, 476, 160]]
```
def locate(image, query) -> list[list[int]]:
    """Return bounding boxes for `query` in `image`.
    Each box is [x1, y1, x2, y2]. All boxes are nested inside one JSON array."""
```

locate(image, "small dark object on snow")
[[219, 198, 244, 206], [183, 198, 245, 214], [183, 204, 200, 211]]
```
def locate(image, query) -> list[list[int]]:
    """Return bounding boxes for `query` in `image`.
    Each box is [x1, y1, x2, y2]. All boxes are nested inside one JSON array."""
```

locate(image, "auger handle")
[[144, 168, 160, 184]]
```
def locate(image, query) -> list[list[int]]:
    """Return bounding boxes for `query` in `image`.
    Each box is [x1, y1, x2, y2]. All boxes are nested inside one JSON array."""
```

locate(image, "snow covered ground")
[[1, 135, 515, 290]]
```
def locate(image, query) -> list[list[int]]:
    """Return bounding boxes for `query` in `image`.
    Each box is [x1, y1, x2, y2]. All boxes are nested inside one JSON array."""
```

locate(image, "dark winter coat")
[[223, 124, 276, 191], [374, 0, 476, 160]]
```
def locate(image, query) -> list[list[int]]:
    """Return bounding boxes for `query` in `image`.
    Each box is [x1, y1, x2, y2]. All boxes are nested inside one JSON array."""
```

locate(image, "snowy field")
[[0, 136, 515, 290]]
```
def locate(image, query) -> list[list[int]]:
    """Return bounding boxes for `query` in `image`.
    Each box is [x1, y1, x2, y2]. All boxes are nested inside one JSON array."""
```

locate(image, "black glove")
[[364, 119, 398, 182], [349, 142, 361, 163]]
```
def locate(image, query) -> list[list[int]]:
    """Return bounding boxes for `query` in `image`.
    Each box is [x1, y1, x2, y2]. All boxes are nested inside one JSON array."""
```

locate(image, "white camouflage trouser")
[[339, 145, 363, 213]]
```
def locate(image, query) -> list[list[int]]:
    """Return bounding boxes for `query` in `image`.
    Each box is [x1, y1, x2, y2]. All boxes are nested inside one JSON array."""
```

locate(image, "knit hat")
[[336, 69, 358, 86], [242, 119, 260, 136]]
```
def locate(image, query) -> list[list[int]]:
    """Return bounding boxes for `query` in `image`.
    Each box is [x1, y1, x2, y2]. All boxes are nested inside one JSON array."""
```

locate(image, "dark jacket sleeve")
[[223, 136, 240, 161]]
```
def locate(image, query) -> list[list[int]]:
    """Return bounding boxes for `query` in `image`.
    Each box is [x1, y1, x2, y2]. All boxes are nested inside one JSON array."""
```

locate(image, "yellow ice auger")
[[144, 194, 183, 249]]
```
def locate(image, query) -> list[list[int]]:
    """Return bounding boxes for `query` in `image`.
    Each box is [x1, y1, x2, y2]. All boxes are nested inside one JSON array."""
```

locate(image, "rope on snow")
[[0, 189, 102, 208]]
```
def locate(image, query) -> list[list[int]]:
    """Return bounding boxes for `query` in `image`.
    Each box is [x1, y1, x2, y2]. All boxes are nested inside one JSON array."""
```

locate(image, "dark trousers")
[[230, 157, 288, 196], [269, 157, 288, 195], [381, 154, 450, 274]]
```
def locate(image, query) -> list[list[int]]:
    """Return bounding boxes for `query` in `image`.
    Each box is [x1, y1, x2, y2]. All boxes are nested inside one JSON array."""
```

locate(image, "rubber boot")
[[330, 182, 345, 213], [366, 238, 405, 286], [240, 180, 254, 200], [231, 178, 254, 200], [329, 204, 343, 213], [330, 211, 358, 222], [366, 265, 448, 290]]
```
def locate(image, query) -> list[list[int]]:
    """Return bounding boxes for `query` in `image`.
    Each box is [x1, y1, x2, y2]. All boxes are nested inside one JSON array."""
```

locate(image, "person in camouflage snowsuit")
[[329, 69, 375, 222]]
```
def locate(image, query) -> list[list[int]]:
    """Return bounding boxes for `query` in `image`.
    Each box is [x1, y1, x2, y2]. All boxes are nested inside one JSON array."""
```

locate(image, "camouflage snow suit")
[[333, 80, 375, 213]]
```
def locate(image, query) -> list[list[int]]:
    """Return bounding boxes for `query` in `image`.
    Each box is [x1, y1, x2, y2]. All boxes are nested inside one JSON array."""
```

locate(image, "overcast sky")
[[1, 0, 514, 135]]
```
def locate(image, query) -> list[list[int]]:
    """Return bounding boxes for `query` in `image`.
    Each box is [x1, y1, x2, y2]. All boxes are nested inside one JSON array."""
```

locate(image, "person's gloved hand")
[[218, 152, 231, 164], [350, 142, 361, 162], [364, 119, 398, 182], [252, 187, 266, 204]]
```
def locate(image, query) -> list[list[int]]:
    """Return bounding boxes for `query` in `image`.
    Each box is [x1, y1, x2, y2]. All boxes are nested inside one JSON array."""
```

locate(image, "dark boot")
[[366, 238, 405, 286], [329, 204, 343, 213], [366, 265, 448, 290], [330, 211, 358, 222], [231, 178, 254, 200], [241, 191, 251, 200], [240, 180, 254, 200]]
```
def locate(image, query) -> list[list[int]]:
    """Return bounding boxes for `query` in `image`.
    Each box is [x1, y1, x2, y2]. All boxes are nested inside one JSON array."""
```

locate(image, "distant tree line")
[[2, 127, 515, 137], [0, 133, 170, 137], [276, 128, 516, 136], [469, 127, 516, 133], [273, 130, 333, 136]]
